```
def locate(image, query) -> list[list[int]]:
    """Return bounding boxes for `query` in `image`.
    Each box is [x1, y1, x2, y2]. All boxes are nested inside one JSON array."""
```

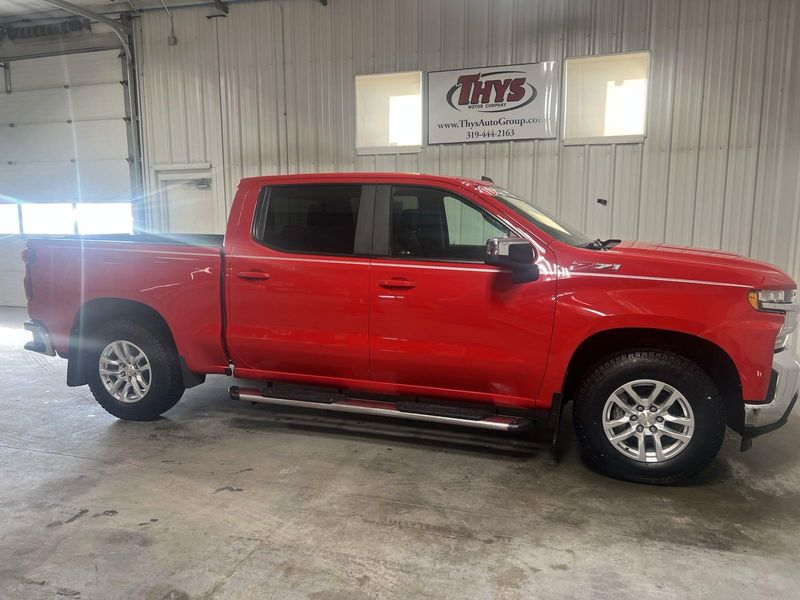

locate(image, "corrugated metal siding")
[[135, 0, 800, 282], [134, 8, 225, 230]]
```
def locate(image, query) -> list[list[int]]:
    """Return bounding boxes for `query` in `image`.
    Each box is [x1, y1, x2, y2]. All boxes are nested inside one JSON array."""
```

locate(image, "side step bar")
[[229, 386, 533, 433]]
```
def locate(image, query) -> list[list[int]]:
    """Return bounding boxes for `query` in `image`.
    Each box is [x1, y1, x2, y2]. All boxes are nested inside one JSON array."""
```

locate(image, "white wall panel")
[[135, 8, 225, 231], [750, 0, 800, 268], [692, 0, 738, 249], [720, 0, 769, 255], [621, 0, 650, 51], [586, 145, 614, 239], [611, 144, 642, 239], [664, 0, 708, 246], [637, 0, 680, 241], [135, 0, 800, 304]]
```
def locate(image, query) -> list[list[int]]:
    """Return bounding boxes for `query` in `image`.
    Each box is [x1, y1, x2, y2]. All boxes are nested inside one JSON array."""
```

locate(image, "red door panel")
[[367, 183, 558, 407], [369, 259, 556, 406], [225, 183, 371, 382], [227, 254, 370, 379]]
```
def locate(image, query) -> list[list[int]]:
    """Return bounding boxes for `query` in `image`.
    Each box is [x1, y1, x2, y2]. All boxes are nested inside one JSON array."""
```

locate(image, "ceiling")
[[0, 0, 118, 19], [0, 0, 273, 23], [0, 0, 218, 22]]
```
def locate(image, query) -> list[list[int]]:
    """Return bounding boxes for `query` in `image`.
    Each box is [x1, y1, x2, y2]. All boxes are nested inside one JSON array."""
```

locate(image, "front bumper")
[[743, 346, 800, 440], [23, 320, 56, 357]]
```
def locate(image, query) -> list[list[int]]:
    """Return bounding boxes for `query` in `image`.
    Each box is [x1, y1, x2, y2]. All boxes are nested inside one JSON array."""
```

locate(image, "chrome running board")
[[229, 386, 533, 432]]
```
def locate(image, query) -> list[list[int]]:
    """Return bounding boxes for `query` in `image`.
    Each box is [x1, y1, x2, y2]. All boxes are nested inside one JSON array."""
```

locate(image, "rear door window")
[[255, 185, 363, 255]]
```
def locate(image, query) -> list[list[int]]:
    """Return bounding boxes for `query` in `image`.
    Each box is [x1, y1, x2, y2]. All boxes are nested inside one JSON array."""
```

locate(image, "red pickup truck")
[[22, 172, 800, 484]]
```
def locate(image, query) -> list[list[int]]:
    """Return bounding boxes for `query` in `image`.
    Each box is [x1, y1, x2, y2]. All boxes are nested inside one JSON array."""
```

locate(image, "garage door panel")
[[0, 123, 75, 162], [0, 88, 68, 123], [78, 160, 132, 200], [0, 84, 126, 124], [0, 49, 131, 308], [74, 121, 129, 160], [0, 163, 78, 201], [0, 160, 129, 202], [10, 49, 122, 90], [70, 84, 126, 120], [0, 121, 128, 162]]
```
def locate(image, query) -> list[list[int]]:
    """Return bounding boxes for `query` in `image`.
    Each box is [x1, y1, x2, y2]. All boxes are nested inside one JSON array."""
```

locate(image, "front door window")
[[390, 186, 509, 261]]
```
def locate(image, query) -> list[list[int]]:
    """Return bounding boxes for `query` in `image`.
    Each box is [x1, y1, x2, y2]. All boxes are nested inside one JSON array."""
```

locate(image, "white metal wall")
[[135, 0, 800, 287]]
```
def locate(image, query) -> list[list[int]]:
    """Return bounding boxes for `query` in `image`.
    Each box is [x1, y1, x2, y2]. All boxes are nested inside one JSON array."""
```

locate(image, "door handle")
[[237, 271, 270, 281], [378, 278, 416, 290]]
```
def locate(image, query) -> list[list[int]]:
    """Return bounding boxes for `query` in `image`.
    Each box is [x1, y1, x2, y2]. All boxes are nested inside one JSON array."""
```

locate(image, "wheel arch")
[[562, 328, 744, 434], [67, 297, 203, 388]]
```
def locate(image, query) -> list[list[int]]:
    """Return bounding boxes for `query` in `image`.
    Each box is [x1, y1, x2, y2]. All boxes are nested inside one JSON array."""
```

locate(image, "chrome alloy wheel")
[[602, 379, 695, 463], [98, 340, 152, 403]]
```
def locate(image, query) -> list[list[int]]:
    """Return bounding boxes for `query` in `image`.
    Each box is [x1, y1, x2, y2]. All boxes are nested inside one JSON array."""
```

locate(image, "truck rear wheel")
[[87, 319, 184, 421], [572, 350, 726, 485]]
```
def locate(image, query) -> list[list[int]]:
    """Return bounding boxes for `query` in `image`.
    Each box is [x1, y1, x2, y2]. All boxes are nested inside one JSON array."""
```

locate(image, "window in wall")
[[391, 187, 509, 261], [258, 185, 362, 255], [564, 52, 649, 144], [356, 71, 422, 154], [0, 204, 20, 234]]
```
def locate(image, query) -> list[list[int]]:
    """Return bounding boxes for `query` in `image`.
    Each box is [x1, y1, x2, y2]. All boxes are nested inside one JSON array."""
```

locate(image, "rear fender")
[[66, 298, 204, 388]]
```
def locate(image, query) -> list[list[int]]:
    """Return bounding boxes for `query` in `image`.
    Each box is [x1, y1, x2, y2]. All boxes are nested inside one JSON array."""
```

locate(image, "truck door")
[[368, 184, 557, 406], [225, 183, 374, 383]]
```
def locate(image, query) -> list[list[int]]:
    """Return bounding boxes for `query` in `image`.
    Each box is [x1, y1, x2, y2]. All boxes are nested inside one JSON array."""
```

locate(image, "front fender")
[[536, 275, 781, 408]]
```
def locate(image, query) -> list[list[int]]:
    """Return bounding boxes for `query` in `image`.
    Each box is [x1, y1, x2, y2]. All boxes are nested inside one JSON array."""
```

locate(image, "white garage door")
[[0, 49, 133, 307]]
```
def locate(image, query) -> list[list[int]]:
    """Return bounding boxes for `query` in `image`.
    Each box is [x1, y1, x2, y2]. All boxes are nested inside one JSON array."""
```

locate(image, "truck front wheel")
[[87, 319, 185, 421], [572, 350, 726, 484]]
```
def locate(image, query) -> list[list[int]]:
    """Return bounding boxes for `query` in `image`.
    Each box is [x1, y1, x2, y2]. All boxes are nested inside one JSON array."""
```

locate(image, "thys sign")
[[427, 62, 559, 144]]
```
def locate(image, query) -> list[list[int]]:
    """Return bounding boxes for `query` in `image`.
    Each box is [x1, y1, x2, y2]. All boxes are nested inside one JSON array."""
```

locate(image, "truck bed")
[[25, 234, 228, 375]]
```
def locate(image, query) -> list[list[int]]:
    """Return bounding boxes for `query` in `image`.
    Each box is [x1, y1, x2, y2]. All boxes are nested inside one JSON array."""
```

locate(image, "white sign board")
[[427, 62, 559, 144]]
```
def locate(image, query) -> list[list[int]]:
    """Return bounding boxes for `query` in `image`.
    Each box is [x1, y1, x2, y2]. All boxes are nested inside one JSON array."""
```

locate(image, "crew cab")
[[22, 172, 800, 484]]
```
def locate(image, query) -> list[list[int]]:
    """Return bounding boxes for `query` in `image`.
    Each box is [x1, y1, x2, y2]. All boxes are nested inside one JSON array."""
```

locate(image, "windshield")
[[487, 187, 594, 248]]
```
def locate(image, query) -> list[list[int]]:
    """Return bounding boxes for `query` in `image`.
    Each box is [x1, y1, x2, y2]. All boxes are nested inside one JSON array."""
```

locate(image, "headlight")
[[748, 289, 798, 349], [747, 289, 796, 310]]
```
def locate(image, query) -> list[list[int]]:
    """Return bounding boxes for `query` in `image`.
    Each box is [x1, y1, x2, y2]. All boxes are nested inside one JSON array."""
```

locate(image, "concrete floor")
[[1, 307, 800, 599]]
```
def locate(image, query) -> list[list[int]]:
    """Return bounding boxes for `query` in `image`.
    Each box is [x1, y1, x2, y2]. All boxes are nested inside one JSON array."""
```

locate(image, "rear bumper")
[[23, 320, 55, 357], [743, 346, 800, 438]]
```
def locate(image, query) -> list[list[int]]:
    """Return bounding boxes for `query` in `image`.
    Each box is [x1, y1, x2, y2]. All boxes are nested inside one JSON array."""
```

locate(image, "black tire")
[[572, 350, 726, 485], [87, 319, 185, 421]]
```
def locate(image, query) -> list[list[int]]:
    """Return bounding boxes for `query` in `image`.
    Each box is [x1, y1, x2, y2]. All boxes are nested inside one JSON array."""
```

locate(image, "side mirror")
[[484, 237, 540, 283]]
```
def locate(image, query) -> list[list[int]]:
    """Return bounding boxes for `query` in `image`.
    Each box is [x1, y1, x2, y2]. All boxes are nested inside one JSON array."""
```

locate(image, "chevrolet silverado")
[[22, 172, 800, 483]]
